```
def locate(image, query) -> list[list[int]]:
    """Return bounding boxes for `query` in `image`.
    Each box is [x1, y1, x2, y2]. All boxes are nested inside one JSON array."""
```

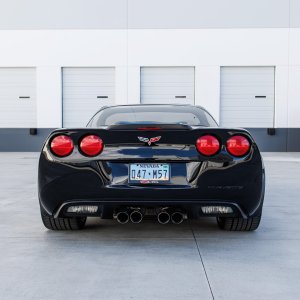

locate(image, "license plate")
[[129, 163, 170, 183]]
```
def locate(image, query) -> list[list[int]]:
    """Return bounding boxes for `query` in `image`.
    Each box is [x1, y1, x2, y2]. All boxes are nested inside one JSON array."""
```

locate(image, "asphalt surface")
[[0, 152, 299, 300]]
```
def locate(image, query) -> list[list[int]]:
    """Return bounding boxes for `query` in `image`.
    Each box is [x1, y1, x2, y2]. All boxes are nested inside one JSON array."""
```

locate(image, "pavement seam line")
[[189, 221, 215, 300]]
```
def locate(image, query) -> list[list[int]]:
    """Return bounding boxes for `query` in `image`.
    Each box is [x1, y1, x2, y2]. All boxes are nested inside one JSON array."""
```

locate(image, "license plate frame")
[[129, 163, 170, 184]]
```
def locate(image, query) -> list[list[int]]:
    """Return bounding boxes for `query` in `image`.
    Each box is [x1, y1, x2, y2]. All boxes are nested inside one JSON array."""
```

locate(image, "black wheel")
[[41, 212, 86, 230], [217, 215, 261, 231]]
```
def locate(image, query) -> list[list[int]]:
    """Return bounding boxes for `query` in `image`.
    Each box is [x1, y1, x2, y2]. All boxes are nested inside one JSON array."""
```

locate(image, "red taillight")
[[196, 135, 220, 156], [50, 135, 74, 157], [80, 135, 103, 157], [226, 135, 250, 157], [137, 127, 161, 131]]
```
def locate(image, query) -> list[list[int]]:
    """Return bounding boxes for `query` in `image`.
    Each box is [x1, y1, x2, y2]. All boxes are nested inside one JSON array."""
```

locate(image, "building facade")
[[0, 0, 299, 151]]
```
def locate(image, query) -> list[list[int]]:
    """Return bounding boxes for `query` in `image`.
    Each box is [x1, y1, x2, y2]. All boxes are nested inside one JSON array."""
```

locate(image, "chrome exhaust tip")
[[157, 211, 170, 224], [171, 212, 186, 225], [114, 211, 130, 224], [130, 210, 143, 224]]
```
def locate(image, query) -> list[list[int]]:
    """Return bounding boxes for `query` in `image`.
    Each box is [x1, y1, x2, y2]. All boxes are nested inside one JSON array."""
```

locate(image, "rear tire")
[[41, 212, 86, 230], [217, 215, 261, 231]]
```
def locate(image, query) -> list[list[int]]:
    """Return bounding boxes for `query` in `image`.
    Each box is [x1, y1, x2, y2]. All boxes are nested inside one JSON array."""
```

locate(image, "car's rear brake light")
[[137, 127, 161, 130], [196, 135, 220, 156], [226, 135, 250, 157], [80, 135, 103, 157], [50, 135, 74, 157]]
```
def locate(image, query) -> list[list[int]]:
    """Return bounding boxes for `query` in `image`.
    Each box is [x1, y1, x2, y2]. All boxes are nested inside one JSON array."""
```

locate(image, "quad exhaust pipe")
[[114, 208, 186, 224]]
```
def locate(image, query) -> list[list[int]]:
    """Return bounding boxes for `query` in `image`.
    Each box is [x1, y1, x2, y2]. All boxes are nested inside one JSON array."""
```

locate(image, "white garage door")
[[62, 67, 115, 127], [220, 67, 275, 128], [141, 67, 194, 105], [0, 68, 36, 127]]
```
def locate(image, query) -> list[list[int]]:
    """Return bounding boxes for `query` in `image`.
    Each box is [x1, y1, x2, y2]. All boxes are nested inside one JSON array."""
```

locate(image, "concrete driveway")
[[0, 152, 299, 300]]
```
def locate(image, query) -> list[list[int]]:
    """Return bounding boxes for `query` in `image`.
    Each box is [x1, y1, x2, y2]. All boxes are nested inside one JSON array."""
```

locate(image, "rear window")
[[88, 105, 217, 127]]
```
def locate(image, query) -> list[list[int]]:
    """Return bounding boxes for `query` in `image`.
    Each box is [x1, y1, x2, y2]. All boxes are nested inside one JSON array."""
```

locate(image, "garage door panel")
[[63, 67, 115, 127], [220, 66, 275, 128], [141, 67, 194, 105], [0, 68, 36, 128]]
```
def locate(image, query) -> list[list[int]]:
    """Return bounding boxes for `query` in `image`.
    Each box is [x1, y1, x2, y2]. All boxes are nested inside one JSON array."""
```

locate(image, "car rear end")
[[38, 121, 265, 231]]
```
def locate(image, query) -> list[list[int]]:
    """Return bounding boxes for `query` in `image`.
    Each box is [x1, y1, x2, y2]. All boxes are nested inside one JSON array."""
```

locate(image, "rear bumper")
[[49, 199, 252, 219], [38, 150, 265, 219]]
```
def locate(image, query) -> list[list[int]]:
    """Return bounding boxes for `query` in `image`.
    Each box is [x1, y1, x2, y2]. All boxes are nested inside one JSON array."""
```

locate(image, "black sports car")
[[38, 104, 265, 231]]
